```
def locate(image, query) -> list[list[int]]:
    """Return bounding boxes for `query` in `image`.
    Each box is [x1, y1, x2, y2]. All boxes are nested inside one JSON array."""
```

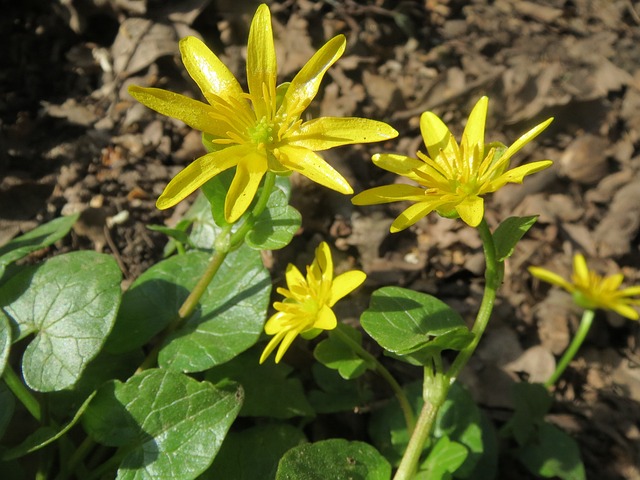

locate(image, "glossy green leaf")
[[201, 169, 235, 228], [203, 423, 306, 480], [83, 368, 242, 480], [0, 311, 9, 377], [245, 187, 301, 250], [1, 391, 96, 460], [417, 436, 468, 480], [0, 213, 79, 278], [314, 326, 369, 379], [158, 248, 271, 372], [493, 215, 537, 262], [308, 363, 372, 414], [360, 287, 473, 365], [276, 439, 391, 480], [205, 349, 314, 419], [0, 382, 15, 439], [0, 251, 121, 392], [502, 381, 553, 446], [514, 422, 585, 480]]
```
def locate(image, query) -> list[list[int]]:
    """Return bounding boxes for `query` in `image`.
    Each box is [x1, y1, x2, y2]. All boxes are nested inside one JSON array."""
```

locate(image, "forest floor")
[[2, 0, 640, 478]]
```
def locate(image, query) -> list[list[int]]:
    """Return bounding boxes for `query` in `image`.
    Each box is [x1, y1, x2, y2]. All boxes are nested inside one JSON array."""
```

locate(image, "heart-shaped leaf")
[[83, 368, 243, 480], [0, 251, 121, 391]]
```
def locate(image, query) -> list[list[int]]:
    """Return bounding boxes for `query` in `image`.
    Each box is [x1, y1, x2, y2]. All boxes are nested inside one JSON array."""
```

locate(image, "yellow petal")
[[619, 286, 640, 297], [528, 266, 574, 292], [225, 152, 268, 222], [573, 254, 590, 285], [276, 145, 352, 194], [128, 86, 224, 136], [600, 273, 624, 292], [314, 242, 333, 285], [156, 146, 246, 209], [285, 263, 307, 293], [259, 329, 287, 363], [608, 302, 639, 320], [461, 96, 488, 159], [455, 195, 484, 227], [352, 185, 427, 205], [264, 311, 288, 335], [390, 200, 443, 232], [499, 118, 553, 165], [314, 304, 337, 331], [488, 160, 553, 191], [420, 111, 454, 162], [275, 329, 302, 363], [287, 117, 398, 150], [330, 271, 366, 306], [282, 35, 346, 117], [247, 4, 277, 119], [179, 36, 245, 104], [372, 153, 424, 182]]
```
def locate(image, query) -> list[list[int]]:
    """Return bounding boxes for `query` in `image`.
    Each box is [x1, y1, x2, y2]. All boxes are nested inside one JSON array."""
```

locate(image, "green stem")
[[3, 364, 41, 422], [333, 324, 416, 433], [393, 218, 504, 479], [544, 309, 595, 388], [57, 435, 96, 480]]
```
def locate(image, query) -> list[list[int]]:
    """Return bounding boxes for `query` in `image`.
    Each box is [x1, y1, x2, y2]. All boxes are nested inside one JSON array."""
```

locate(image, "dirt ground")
[[2, 0, 640, 478]]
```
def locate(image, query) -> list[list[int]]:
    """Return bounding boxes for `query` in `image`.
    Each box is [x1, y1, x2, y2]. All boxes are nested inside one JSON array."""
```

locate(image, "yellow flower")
[[352, 96, 553, 231], [529, 253, 640, 320], [260, 242, 366, 363], [129, 4, 397, 223]]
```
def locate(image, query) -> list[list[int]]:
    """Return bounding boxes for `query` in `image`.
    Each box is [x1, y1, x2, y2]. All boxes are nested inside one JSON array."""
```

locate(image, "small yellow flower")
[[260, 242, 366, 363], [352, 96, 553, 231], [529, 254, 640, 320], [129, 4, 397, 223]]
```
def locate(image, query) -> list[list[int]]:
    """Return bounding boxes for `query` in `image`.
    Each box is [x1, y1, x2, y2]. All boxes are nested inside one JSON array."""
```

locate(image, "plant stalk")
[[3, 364, 41, 422], [545, 309, 594, 388]]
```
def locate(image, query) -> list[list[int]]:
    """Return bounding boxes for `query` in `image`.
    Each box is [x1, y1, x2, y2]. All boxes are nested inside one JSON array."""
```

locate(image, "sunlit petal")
[[372, 153, 424, 182], [156, 146, 247, 209], [499, 118, 553, 165], [283, 35, 346, 117], [259, 329, 287, 363], [573, 254, 589, 284], [287, 117, 398, 150], [390, 200, 444, 233], [247, 4, 276, 118], [352, 185, 426, 205], [275, 329, 304, 363], [455, 195, 484, 227], [277, 145, 352, 194], [489, 160, 553, 191], [601, 274, 624, 292], [461, 96, 487, 158], [420, 111, 454, 161], [620, 286, 640, 297], [314, 304, 338, 330], [224, 152, 268, 222], [330, 271, 366, 306], [608, 302, 639, 320]]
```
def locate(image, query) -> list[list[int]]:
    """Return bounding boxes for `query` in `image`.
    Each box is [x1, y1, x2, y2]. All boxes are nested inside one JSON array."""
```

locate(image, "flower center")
[[249, 116, 276, 146]]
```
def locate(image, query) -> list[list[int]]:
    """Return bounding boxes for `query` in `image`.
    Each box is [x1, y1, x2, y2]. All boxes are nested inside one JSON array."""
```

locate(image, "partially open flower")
[[352, 96, 553, 231], [129, 4, 397, 223], [529, 253, 640, 320], [260, 242, 366, 363]]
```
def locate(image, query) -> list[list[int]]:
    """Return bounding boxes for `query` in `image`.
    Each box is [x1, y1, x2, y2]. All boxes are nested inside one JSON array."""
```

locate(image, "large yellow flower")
[[529, 253, 640, 320], [352, 96, 553, 231], [260, 242, 366, 363], [129, 4, 397, 223]]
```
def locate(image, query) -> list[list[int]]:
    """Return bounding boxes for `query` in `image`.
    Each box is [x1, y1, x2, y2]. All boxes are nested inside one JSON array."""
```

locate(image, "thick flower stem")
[[333, 324, 416, 433], [393, 219, 503, 479], [545, 309, 594, 388], [3, 364, 41, 422]]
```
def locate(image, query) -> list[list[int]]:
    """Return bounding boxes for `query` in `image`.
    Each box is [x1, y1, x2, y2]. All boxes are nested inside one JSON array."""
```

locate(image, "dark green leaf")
[[502, 381, 553, 446], [201, 169, 235, 228], [205, 349, 314, 419], [276, 439, 391, 480], [0, 382, 15, 439], [417, 436, 467, 480], [493, 216, 537, 262], [203, 423, 306, 480], [0, 311, 9, 376], [361, 287, 473, 365], [514, 423, 585, 480], [245, 188, 301, 251], [308, 363, 372, 414], [0, 213, 79, 278], [0, 251, 121, 392], [83, 368, 243, 480], [314, 326, 369, 380]]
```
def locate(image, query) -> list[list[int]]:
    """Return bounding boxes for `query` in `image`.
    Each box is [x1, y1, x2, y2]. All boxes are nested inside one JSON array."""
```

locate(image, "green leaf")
[[514, 422, 585, 480], [502, 381, 553, 446], [158, 248, 271, 372], [1, 391, 96, 460], [276, 439, 391, 480], [0, 382, 15, 439], [83, 368, 243, 480], [417, 436, 468, 480], [245, 187, 301, 250], [0, 213, 79, 278], [0, 311, 10, 377], [0, 251, 121, 392], [360, 287, 473, 365], [205, 349, 314, 419], [203, 423, 306, 480], [493, 216, 537, 262], [314, 326, 369, 380], [201, 169, 235, 228], [308, 363, 372, 414]]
